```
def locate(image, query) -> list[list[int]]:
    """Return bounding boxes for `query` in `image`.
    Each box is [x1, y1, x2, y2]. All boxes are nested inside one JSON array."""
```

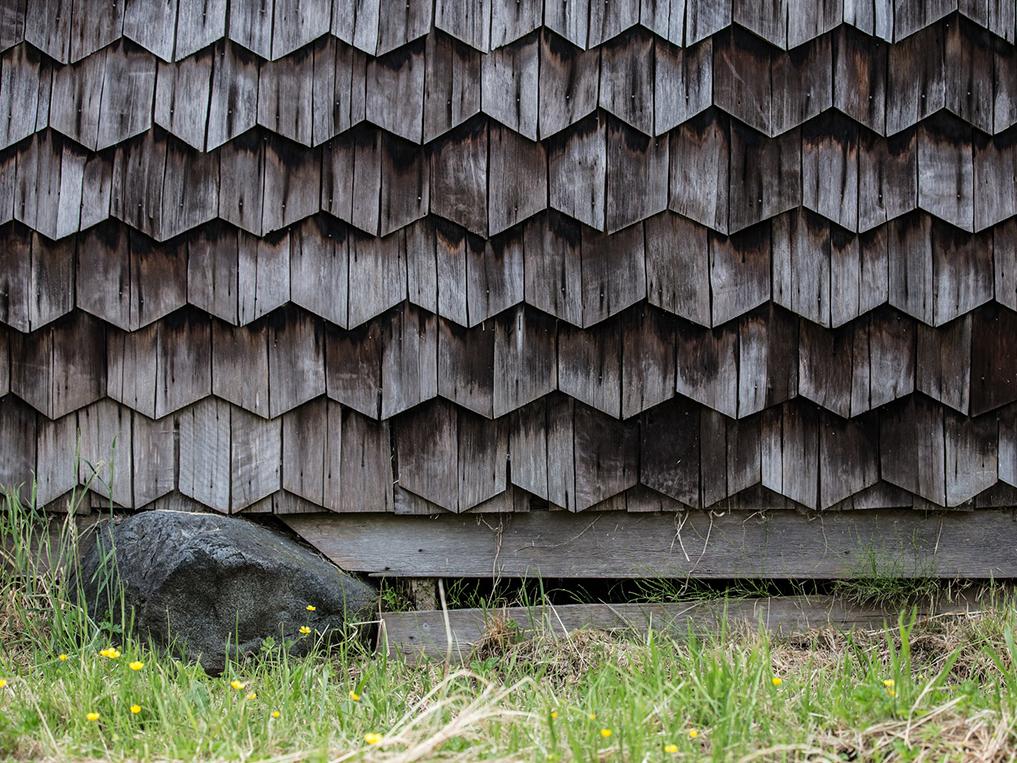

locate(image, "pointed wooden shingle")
[[270, 0, 331, 59], [11, 311, 105, 419], [549, 114, 606, 231], [916, 314, 971, 414], [0, 229, 74, 333], [970, 305, 1017, 416], [488, 123, 547, 235], [598, 29, 654, 135], [289, 216, 349, 328], [668, 110, 729, 233], [819, 409, 879, 509], [728, 123, 801, 233], [654, 37, 712, 135], [880, 395, 946, 506], [491, 0, 542, 47], [0, 400, 36, 502], [366, 39, 426, 143], [311, 37, 367, 145], [538, 31, 600, 139], [76, 225, 187, 331], [737, 305, 798, 418], [676, 321, 739, 418], [467, 224, 526, 324], [178, 397, 231, 513], [917, 119, 974, 232], [430, 119, 488, 236], [212, 318, 270, 416], [436, 0, 492, 51], [423, 30, 481, 142], [230, 406, 282, 511], [174, 0, 228, 59], [605, 119, 668, 233], [620, 306, 677, 417], [709, 223, 771, 326], [107, 309, 212, 418], [0, 44, 50, 150], [645, 212, 711, 326], [15, 132, 111, 239], [482, 32, 539, 140], [887, 214, 992, 326], [187, 225, 290, 325], [155, 48, 214, 151], [258, 46, 315, 145], [123, 0, 178, 61], [558, 318, 623, 417]]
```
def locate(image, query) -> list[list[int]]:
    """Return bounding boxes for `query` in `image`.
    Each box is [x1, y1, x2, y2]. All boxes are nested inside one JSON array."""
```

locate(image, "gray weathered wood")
[[381, 593, 984, 661], [283, 509, 1017, 578]]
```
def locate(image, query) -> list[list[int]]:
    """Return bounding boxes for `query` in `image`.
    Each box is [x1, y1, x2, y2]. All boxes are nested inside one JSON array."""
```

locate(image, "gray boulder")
[[76, 510, 376, 673]]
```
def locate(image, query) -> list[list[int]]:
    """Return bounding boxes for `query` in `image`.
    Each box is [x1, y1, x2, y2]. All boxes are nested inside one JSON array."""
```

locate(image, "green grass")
[[4, 488, 1017, 761]]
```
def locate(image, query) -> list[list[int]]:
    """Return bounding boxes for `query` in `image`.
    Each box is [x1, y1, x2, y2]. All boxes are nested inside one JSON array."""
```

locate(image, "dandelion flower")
[[882, 679, 895, 688], [688, 729, 699, 739], [299, 626, 311, 635], [99, 647, 121, 659], [130, 705, 142, 715], [0, 679, 7, 689], [364, 732, 383, 746], [306, 605, 317, 612], [230, 680, 247, 691], [129, 661, 144, 671], [271, 710, 281, 719], [599, 728, 612, 739], [664, 743, 679, 754], [771, 676, 783, 687], [550, 710, 559, 720], [86, 712, 100, 722], [349, 690, 361, 702], [58, 654, 69, 662], [246, 692, 258, 701]]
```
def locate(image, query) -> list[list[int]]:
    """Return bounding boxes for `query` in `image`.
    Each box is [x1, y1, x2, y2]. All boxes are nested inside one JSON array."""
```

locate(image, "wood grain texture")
[[283, 509, 1017, 578], [382, 594, 981, 661]]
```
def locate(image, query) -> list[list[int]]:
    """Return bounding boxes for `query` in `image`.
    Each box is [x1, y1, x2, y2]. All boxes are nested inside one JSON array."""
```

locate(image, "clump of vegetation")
[[3, 487, 1017, 761], [833, 548, 942, 607]]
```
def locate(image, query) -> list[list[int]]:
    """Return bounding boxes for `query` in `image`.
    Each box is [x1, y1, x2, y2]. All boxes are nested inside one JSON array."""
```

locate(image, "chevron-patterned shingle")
[[4, 2, 1017, 518]]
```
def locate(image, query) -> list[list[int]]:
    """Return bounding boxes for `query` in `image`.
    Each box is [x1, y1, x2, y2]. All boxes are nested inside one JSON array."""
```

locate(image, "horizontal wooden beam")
[[380, 595, 983, 661], [282, 509, 1017, 579]]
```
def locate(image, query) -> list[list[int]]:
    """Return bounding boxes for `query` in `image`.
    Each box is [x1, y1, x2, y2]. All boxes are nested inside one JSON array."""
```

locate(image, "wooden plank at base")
[[380, 595, 984, 661], [281, 509, 1017, 579]]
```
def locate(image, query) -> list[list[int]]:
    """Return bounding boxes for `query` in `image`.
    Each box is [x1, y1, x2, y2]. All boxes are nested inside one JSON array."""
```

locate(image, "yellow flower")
[[664, 743, 679, 754], [588, 712, 597, 720], [246, 692, 258, 701], [299, 626, 311, 635], [771, 676, 783, 687], [129, 661, 144, 671], [306, 605, 316, 612], [99, 647, 121, 660], [0, 679, 7, 689], [58, 654, 69, 662], [550, 710, 559, 720], [887, 688, 897, 697], [364, 732, 383, 746], [86, 712, 100, 722], [599, 728, 612, 738], [349, 690, 361, 702], [130, 704, 142, 715], [271, 710, 281, 719], [883, 679, 895, 688], [230, 680, 247, 691], [688, 729, 699, 739]]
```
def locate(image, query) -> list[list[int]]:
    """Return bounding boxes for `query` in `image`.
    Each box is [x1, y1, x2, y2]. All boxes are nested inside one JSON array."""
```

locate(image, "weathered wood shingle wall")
[[1, 0, 1016, 516]]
